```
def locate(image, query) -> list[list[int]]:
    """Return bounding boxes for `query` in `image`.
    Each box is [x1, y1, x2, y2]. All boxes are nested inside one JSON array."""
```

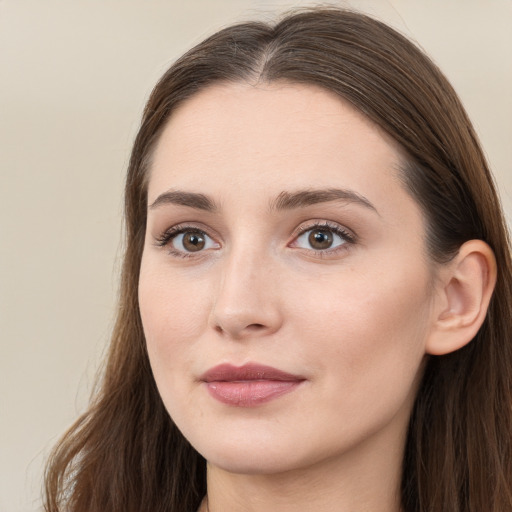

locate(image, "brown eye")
[[170, 229, 217, 253], [308, 229, 333, 250], [181, 232, 205, 252], [293, 224, 351, 252]]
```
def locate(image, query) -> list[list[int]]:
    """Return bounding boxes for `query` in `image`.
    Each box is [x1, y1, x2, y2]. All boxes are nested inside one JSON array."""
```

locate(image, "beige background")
[[1, 1, 510, 510]]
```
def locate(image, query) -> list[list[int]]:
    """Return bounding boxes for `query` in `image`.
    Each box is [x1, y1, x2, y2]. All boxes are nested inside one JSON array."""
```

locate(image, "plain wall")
[[1, 1, 510, 510]]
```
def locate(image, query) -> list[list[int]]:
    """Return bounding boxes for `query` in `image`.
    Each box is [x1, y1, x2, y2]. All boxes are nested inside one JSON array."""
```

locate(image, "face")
[[139, 82, 436, 476]]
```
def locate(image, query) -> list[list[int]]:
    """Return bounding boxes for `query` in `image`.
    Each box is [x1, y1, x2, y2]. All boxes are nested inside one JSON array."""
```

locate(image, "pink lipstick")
[[201, 363, 305, 407]]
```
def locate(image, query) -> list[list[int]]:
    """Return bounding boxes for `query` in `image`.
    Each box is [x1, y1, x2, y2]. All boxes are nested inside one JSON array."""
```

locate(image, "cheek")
[[138, 258, 212, 371], [138, 259, 216, 429], [288, 266, 431, 397]]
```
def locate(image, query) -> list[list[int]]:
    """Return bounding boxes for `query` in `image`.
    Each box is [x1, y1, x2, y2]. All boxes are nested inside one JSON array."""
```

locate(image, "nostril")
[[247, 323, 265, 330], [213, 323, 265, 336]]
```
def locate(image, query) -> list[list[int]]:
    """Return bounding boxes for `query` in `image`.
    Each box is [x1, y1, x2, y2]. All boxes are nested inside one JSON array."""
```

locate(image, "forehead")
[[148, 82, 412, 219]]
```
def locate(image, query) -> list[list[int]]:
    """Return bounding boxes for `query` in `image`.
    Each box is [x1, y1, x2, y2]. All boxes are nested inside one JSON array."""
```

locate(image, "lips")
[[200, 363, 305, 407]]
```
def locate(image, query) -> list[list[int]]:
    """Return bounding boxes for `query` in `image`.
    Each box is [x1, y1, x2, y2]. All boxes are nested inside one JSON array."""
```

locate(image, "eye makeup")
[[153, 218, 357, 261]]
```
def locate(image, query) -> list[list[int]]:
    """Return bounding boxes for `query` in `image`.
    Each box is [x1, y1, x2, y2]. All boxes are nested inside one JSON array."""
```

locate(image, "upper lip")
[[201, 363, 305, 382]]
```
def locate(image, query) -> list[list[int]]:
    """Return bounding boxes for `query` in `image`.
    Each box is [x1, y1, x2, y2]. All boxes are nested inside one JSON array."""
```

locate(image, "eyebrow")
[[148, 187, 378, 214], [149, 190, 217, 211], [269, 188, 378, 214]]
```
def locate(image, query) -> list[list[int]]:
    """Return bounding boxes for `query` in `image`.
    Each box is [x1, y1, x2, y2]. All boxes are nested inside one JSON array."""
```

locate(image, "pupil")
[[183, 232, 205, 252], [309, 229, 333, 249]]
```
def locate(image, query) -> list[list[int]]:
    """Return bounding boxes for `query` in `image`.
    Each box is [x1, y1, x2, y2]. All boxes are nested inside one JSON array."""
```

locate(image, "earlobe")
[[426, 240, 497, 356]]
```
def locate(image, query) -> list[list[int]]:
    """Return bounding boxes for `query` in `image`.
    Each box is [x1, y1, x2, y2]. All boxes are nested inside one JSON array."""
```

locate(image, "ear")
[[426, 240, 497, 356]]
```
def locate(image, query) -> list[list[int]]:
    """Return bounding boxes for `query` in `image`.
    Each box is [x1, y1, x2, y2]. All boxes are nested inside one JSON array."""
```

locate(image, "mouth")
[[200, 363, 306, 407]]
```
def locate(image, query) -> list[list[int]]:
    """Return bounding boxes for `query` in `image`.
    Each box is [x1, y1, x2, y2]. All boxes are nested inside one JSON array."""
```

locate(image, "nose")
[[209, 248, 283, 340]]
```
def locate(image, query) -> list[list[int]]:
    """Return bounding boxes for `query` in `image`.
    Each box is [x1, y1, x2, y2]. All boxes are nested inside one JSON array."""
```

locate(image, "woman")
[[44, 7, 512, 512]]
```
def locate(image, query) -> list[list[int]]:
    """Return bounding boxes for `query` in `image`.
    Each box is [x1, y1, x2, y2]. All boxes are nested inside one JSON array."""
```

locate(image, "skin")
[[139, 82, 445, 512]]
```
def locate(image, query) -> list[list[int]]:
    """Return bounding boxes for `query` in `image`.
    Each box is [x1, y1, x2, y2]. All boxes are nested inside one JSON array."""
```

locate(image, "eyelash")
[[154, 221, 356, 259], [154, 224, 214, 259], [292, 221, 356, 257]]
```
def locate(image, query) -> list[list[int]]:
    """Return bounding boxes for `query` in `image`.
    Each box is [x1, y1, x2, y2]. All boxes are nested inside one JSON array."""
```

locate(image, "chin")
[[205, 448, 304, 476], [189, 427, 312, 476]]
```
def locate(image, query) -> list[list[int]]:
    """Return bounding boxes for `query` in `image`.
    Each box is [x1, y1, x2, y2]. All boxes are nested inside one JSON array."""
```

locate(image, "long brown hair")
[[44, 8, 512, 512]]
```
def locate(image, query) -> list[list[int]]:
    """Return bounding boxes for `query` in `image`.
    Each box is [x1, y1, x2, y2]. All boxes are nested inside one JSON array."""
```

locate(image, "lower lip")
[[205, 380, 302, 407]]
